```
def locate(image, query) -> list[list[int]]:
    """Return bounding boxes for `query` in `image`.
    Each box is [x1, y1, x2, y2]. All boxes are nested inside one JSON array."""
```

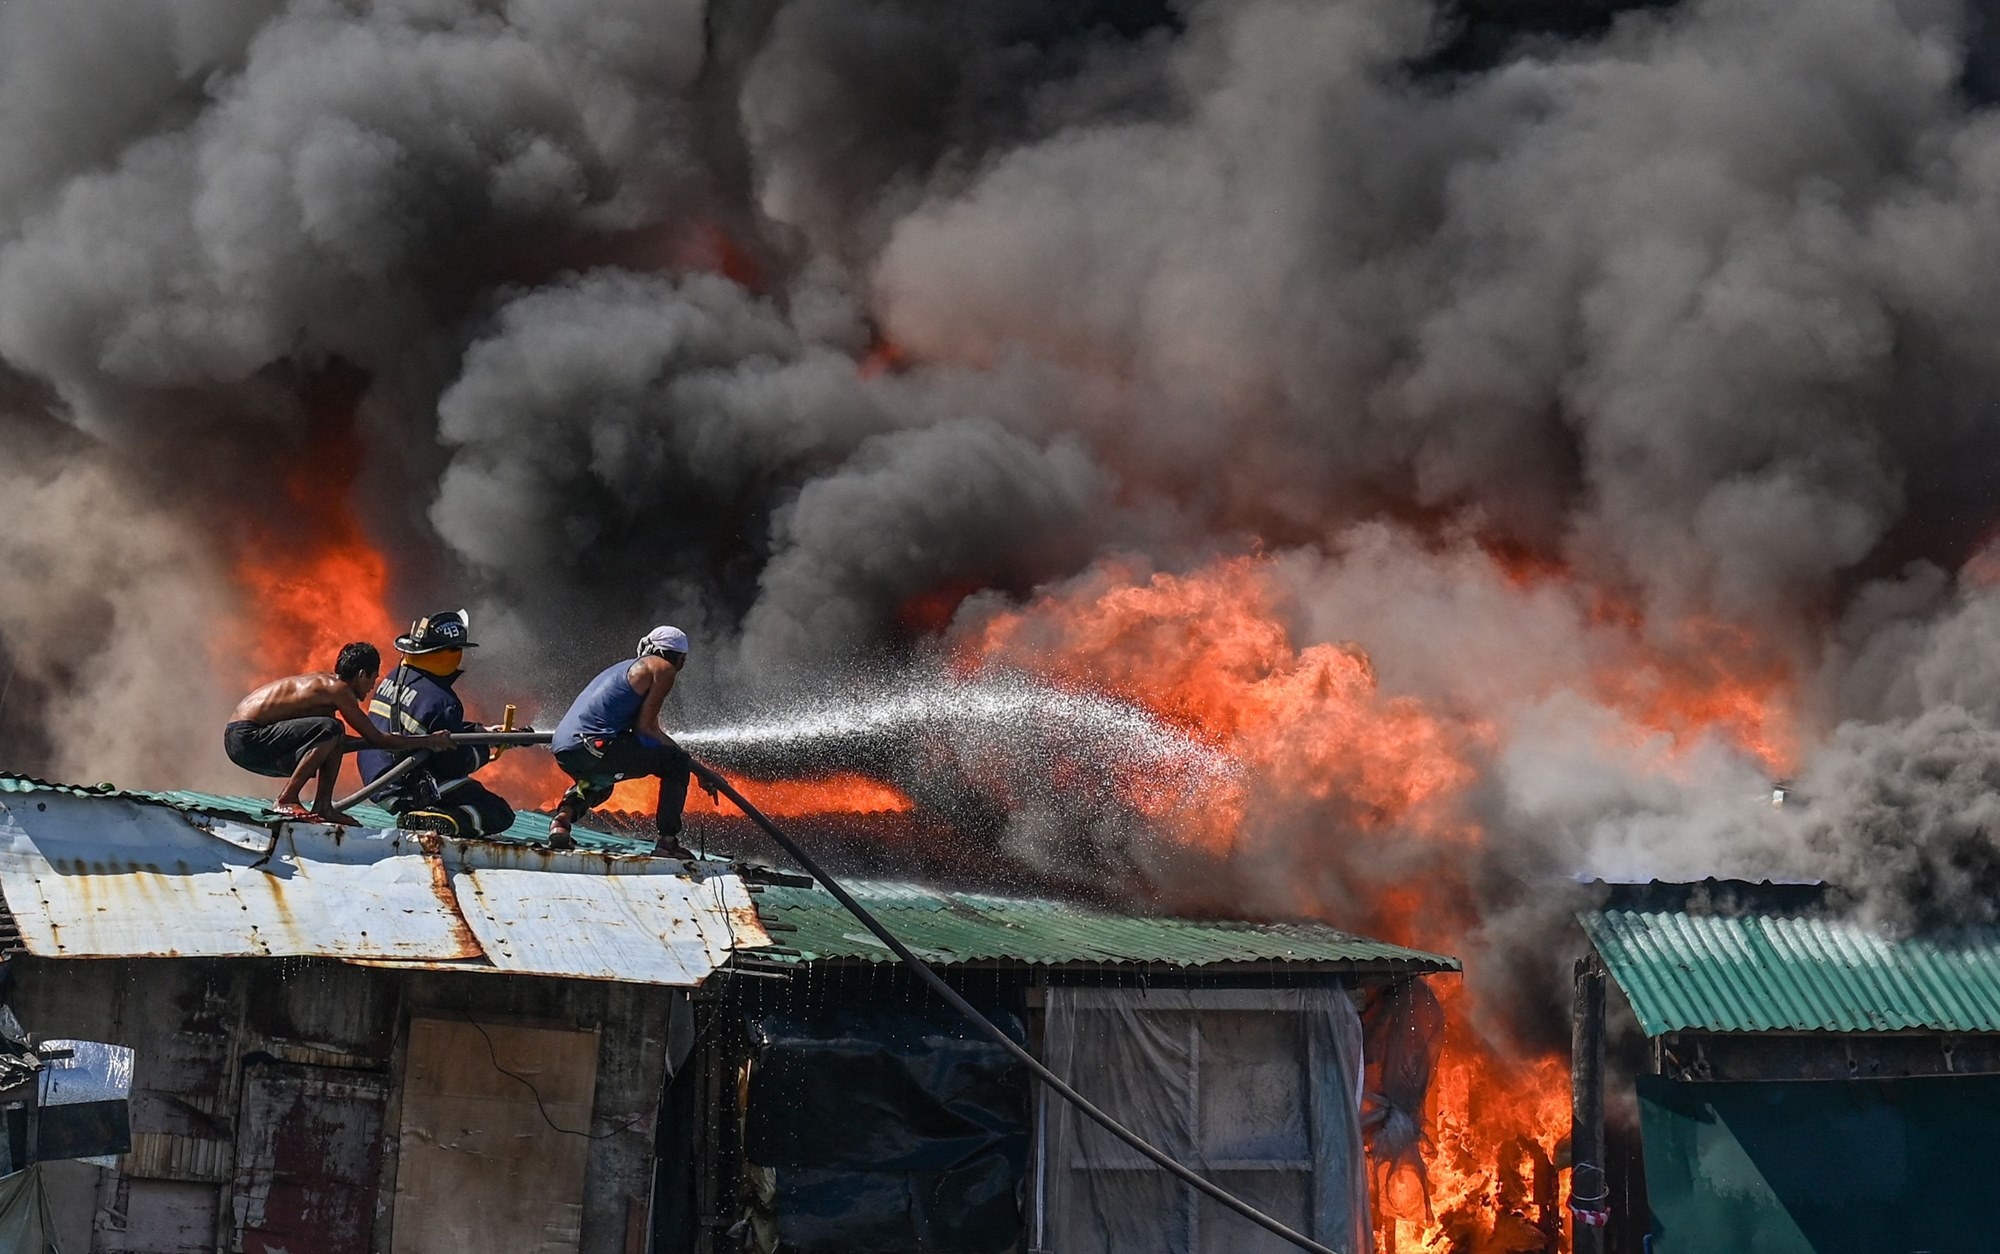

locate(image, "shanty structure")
[[690, 877, 1460, 1254], [0, 773, 1462, 1254], [0, 774, 766, 1254], [1576, 881, 2000, 1254]]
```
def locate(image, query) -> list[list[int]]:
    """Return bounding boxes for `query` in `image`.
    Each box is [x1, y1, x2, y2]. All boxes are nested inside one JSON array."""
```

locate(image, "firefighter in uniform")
[[356, 609, 517, 837]]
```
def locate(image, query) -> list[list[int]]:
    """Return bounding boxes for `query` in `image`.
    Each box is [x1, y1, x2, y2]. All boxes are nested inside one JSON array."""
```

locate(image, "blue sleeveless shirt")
[[553, 660, 649, 752]]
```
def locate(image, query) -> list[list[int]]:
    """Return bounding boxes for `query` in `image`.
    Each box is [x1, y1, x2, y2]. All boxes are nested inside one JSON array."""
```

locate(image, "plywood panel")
[[390, 1018, 598, 1254], [233, 1064, 389, 1254]]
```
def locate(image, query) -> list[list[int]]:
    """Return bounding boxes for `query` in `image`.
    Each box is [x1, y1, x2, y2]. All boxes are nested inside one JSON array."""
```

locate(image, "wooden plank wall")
[[5, 956, 674, 1254]]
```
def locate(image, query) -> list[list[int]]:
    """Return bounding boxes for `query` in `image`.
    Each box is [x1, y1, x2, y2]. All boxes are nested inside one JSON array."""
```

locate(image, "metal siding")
[[1584, 908, 2000, 1035], [753, 879, 1459, 970], [1636, 1074, 2000, 1250], [233, 1064, 390, 1254]]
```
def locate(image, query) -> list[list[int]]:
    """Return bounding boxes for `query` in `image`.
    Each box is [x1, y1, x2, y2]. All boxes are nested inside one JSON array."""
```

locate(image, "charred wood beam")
[[1570, 957, 1608, 1252]]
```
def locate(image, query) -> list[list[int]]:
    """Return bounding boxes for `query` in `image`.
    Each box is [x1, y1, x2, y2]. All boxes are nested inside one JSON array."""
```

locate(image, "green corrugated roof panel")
[[0, 771, 651, 854], [1583, 908, 2000, 1036], [752, 879, 1461, 971]]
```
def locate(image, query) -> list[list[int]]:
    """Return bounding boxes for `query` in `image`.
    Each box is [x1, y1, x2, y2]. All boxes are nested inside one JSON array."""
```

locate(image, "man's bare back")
[[224, 643, 450, 819], [232, 673, 355, 726]]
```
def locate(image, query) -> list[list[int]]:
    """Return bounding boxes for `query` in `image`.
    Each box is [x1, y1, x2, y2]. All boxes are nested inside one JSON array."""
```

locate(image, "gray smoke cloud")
[[5, 0, 2000, 1041], [0, 434, 237, 787]]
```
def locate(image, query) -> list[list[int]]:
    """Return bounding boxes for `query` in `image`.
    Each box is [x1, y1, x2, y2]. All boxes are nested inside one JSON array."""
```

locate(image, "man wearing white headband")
[[546, 626, 695, 854]]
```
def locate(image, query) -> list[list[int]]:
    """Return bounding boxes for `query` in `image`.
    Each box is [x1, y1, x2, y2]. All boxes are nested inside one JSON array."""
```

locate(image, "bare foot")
[[272, 801, 312, 820], [313, 810, 361, 828]]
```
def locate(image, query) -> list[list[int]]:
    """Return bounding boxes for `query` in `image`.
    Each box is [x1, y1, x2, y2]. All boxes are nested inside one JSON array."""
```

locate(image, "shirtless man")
[[225, 642, 450, 821]]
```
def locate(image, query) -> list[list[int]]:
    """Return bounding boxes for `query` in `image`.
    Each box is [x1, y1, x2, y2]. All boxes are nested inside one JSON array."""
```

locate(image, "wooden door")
[[390, 1018, 600, 1254]]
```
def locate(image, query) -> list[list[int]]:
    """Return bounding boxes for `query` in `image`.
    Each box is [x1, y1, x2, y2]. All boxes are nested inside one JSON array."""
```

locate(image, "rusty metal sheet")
[[0, 792, 478, 961], [445, 843, 769, 984], [233, 1063, 389, 1254]]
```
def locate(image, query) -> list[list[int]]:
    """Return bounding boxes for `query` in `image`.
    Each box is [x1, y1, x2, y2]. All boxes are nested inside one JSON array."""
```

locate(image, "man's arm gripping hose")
[[688, 758, 1347, 1254]]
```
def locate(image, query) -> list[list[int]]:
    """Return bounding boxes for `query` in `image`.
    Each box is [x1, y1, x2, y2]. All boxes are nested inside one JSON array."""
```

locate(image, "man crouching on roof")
[[225, 643, 451, 823], [546, 626, 696, 856]]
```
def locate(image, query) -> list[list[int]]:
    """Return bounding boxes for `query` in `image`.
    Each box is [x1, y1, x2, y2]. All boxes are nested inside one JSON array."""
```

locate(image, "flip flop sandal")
[[272, 802, 312, 820]]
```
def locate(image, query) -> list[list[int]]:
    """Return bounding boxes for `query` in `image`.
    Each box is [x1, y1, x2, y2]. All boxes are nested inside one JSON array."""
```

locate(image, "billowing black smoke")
[[6, 0, 2000, 1005]]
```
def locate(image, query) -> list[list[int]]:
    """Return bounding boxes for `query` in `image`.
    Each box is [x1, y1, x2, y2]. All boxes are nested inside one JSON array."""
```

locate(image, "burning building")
[[0, 773, 1458, 1253], [6, 0, 2000, 1249]]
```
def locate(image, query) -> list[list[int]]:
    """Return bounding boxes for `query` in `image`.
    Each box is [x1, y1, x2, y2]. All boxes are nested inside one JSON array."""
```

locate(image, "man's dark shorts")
[[223, 717, 342, 778]]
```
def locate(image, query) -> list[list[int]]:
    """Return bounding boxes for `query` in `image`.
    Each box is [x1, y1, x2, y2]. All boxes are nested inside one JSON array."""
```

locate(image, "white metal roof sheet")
[[447, 843, 769, 985], [0, 793, 476, 961], [0, 790, 765, 986]]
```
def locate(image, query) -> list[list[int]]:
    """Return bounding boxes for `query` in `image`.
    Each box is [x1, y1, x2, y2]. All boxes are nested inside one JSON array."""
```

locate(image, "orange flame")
[[224, 423, 397, 687], [971, 557, 1480, 854], [966, 551, 1801, 1251], [1406, 988, 1573, 1252], [483, 740, 915, 820], [1497, 556, 1798, 774]]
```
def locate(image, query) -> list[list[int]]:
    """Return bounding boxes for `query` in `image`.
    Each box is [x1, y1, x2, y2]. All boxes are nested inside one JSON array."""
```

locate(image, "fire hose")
[[326, 733, 1345, 1254], [328, 730, 554, 812]]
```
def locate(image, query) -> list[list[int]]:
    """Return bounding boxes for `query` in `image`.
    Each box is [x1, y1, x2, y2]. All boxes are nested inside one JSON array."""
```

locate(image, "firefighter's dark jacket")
[[357, 664, 489, 790]]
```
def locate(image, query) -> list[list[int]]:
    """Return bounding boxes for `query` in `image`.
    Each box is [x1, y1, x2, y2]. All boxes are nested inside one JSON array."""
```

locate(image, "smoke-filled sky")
[[6, 0, 2000, 1001]]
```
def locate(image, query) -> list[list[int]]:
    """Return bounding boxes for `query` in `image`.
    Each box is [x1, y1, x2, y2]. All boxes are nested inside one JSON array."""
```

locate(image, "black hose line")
[[338, 730, 554, 751], [329, 732, 556, 811], [432, 731, 556, 746], [329, 750, 428, 812], [689, 759, 1346, 1254]]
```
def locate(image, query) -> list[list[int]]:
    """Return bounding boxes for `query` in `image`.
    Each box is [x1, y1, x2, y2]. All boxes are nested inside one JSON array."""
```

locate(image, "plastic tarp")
[[1638, 1073, 2000, 1252], [0, 1166, 59, 1253], [1360, 979, 1443, 1219], [1041, 987, 1369, 1254], [743, 1007, 1029, 1254]]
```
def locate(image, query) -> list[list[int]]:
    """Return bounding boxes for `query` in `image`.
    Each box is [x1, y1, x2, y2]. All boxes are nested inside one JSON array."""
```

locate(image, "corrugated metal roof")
[[0, 794, 480, 961], [1583, 908, 2000, 1035], [0, 787, 767, 986], [750, 879, 1460, 971], [0, 772, 652, 854], [0, 772, 1447, 976]]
